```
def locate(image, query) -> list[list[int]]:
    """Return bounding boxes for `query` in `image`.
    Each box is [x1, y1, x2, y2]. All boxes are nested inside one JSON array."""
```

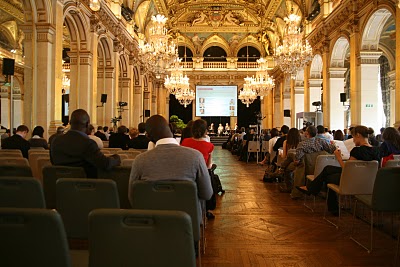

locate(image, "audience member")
[[297, 126, 380, 215], [29, 126, 48, 149], [333, 129, 344, 141], [379, 127, 400, 165], [1, 125, 30, 158], [48, 126, 65, 146], [324, 127, 333, 141], [128, 127, 139, 139], [1, 129, 10, 140], [316, 125, 330, 143], [282, 128, 301, 158], [128, 122, 150, 149], [109, 125, 130, 150], [180, 120, 194, 144], [87, 124, 104, 149], [94, 126, 107, 141], [258, 128, 279, 165], [128, 115, 213, 208], [368, 127, 379, 147], [50, 109, 120, 178], [103, 126, 110, 140], [343, 128, 349, 140], [375, 127, 385, 144]]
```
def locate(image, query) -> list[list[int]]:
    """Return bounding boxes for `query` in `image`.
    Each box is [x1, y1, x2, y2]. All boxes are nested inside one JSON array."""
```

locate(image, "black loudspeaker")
[[144, 110, 150, 117], [2, 58, 15, 76], [340, 93, 347, 103], [100, 94, 107, 103], [284, 110, 291, 117], [64, 94, 70, 103]]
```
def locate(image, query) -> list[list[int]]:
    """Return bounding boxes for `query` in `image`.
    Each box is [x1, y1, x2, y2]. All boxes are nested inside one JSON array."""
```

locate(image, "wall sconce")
[[90, 0, 101, 12]]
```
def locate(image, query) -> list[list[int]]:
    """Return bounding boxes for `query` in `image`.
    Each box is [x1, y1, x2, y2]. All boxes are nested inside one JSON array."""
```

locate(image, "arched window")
[[237, 46, 260, 62], [178, 46, 193, 62], [203, 46, 227, 62]]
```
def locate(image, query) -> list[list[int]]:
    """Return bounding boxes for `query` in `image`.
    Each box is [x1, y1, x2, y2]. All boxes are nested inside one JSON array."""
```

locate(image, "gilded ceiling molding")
[[0, 0, 24, 22]]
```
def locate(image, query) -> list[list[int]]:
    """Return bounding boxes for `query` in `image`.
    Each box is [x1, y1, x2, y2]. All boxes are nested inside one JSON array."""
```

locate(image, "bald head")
[[70, 109, 90, 132], [145, 115, 173, 143]]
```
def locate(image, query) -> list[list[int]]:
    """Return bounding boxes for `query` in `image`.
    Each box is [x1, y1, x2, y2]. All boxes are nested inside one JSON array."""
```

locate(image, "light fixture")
[[164, 58, 189, 95], [250, 57, 275, 99], [273, 8, 313, 79], [139, 14, 177, 76], [62, 74, 70, 91], [239, 76, 257, 107], [175, 88, 195, 108], [89, 0, 101, 12]]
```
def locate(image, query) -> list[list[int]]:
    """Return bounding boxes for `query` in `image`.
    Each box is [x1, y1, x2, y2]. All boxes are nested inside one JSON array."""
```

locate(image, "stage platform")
[[210, 136, 229, 146]]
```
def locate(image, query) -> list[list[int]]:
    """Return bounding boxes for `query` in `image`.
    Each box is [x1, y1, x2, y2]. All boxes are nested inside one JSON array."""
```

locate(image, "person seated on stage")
[[1, 125, 30, 158], [217, 123, 224, 136], [224, 123, 230, 135], [109, 125, 130, 150], [87, 124, 103, 149], [208, 123, 215, 134], [29, 126, 48, 149], [94, 126, 107, 141], [296, 125, 380, 215], [128, 122, 150, 149], [48, 126, 65, 146], [50, 109, 121, 178]]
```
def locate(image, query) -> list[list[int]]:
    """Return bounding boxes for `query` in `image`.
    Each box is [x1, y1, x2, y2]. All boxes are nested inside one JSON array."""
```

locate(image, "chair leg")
[[350, 200, 372, 253], [324, 189, 340, 229], [303, 194, 315, 212]]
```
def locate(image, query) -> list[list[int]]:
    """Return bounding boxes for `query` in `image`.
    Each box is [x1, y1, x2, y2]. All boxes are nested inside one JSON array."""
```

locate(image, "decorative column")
[[388, 71, 396, 126], [151, 80, 157, 116], [128, 56, 135, 126], [359, 51, 383, 132], [350, 20, 362, 126], [96, 70, 105, 126], [112, 45, 121, 123], [119, 77, 130, 126], [89, 19, 99, 125], [266, 90, 273, 129], [143, 74, 150, 119], [104, 67, 115, 125], [322, 47, 330, 127], [132, 65, 143, 126], [157, 81, 167, 118], [394, 4, 400, 128], [290, 78, 296, 128], [294, 85, 304, 129], [77, 51, 93, 112], [283, 76, 291, 127], [328, 68, 347, 130], [303, 64, 311, 112]]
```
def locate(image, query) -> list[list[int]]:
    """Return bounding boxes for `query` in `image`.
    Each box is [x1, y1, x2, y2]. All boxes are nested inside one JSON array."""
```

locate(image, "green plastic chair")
[[89, 209, 196, 267]]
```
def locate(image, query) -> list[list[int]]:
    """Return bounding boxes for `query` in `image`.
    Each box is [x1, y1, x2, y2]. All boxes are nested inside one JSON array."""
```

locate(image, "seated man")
[[129, 115, 213, 205], [128, 122, 150, 149], [94, 126, 107, 141], [109, 125, 130, 150], [1, 125, 30, 158], [50, 109, 121, 178]]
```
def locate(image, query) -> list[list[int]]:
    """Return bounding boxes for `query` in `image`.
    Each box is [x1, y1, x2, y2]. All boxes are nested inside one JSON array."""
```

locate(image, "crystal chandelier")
[[62, 74, 70, 91], [273, 12, 312, 79], [239, 76, 257, 107], [139, 14, 177, 75], [164, 58, 189, 95], [250, 58, 275, 99], [175, 88, 195, 108]]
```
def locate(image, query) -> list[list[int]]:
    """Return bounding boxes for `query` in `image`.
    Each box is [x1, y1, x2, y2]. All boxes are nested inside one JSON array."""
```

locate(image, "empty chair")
[[350, 167, 400, 254], [0, 157, 29, 167], [0, 177, 45, 208], [42, 166, 86, 209], [0, 150, 23, 157], [117, 153, 128, 160], [36, 157, 52, 182], [130, 180, 203, 257], [304, 155, 340, 211], [98, 166, 132, 208], [247, 141, 260, 163], [28, 149, 49, 158], [324, 160, 379, 228], [0, 165, 33, 177], [89, 209, 196, 267], [0, 208, 71, 267], [100, 148, 122, 154], [56, 178, 119, 239], [0, 153, 23, 158], [102, 141, 109, 148], [29, 147, 45, 150], [118, 150, 141, 159], [121, 158, 134, 167], [29, 152, 50, 178], [384, 160, 400, 168]]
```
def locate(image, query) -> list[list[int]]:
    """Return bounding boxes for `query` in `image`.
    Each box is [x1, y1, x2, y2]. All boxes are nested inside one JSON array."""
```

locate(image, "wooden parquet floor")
[[202, 147, 398, 267]]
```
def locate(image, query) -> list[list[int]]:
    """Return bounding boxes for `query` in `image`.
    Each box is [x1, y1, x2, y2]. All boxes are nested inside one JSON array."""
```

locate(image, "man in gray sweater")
[[128, 115, 213, 204]]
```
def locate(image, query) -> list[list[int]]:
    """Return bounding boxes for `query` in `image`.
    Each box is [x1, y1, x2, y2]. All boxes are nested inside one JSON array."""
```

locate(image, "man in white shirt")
[[87, 124, 104, 149]]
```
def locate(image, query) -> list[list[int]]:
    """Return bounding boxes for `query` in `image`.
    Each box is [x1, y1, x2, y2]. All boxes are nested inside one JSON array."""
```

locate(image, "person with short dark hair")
[[109, 125, 130, 150], [380, 127, 400, 159], [94, 125, 107, 141], [128, 122, 150, 149], [333, 129, 344, 141], [29, 126, 48, 149], [103, 126, 110, 140], [1, 125, 30, 158], [316, 125, 330, 143], [48, 126, 65, 146], [50, 109, 120, 178], [87, 124, 104, 149]]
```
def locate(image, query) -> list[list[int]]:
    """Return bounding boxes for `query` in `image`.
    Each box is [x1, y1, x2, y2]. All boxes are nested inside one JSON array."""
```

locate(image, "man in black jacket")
[[128, 122, 150, 149], [1, 125, 30, 158], [50, 109, 121, 178], [94, 126, 107, 141]]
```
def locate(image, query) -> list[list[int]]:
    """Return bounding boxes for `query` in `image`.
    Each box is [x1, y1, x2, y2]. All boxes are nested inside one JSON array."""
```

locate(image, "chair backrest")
[[121, 158, 134, 167], [0, 157, 29, 167], [0, 165, 33, 177], [313, 155, 340, 177], [56, 178, 119, 239], [42, 166, 87, 209], [97, 166, 133, 209], [0, 149, 23, 155], [28, 149, 49, 157], [0, 177, 45, 208], [130, 180, 201, 241], [117, 154, 128, 160], [0, 208, 71, 267], [118, 150, 141, 159], [36, 157, 52, 182], [339, 160, 379, 195], [0, 153, 23, 158], [247, 141, 260, 153], [101, 148, 122, 153], [102, 141, 109, 148], [384, 160, 400, 168], [29, 152, 49, 178], [393, 155, 400, 160], [304, 150, 329, 175], [89, 209, 195, 267], [371, 167, 400, 212], [30, 147, 45, 150], [261, 141, 269, 152]]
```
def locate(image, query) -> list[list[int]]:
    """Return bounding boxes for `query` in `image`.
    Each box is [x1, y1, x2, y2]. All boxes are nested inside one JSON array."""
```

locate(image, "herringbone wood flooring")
[[202, 147, 398, 267]]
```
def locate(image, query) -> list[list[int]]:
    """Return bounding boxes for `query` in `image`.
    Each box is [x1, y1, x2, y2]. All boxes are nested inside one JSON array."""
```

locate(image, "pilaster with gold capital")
[[322, 46, 330, 128], [350, 17, 361, 126], [303, 64, 311, 112], [394, 4, 400, 128]]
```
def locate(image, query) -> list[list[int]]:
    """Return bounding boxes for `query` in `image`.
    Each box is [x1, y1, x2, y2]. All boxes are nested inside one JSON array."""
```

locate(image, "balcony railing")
[[203, 62, 227, 69]]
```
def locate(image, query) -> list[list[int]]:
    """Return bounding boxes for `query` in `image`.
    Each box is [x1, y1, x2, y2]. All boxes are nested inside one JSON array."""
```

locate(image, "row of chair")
[[0, 178, 202, 267]]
